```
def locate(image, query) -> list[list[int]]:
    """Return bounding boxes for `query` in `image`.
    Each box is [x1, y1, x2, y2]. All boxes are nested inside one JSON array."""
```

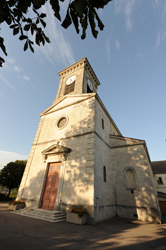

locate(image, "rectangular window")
[[64, 81, 75, 95], [157, 177, 163, 185], [57, 165, 61, 169], [102, 119, 104, 129]]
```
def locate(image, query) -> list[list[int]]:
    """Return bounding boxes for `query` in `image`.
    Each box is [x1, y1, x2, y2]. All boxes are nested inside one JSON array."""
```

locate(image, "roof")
[[151, 161, 166, 174], [58, 57, 100, 86], [157, 192, 166, 198]]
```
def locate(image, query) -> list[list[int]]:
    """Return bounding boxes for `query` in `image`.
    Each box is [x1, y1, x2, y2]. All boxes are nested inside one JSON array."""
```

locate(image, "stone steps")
[[12, 208, 66, 223]]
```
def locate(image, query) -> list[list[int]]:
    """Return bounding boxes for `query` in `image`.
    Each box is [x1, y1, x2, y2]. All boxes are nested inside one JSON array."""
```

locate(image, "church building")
[[16, 58, 161, 224]]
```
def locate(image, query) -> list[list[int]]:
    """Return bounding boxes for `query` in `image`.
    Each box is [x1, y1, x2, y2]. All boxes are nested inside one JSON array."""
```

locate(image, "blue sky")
[[0, 0, 166, 169]]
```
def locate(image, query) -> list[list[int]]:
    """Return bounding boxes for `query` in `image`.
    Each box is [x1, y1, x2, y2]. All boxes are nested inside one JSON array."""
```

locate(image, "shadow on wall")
[[113, 143, 161, 223], [19, 98, 96, 223]]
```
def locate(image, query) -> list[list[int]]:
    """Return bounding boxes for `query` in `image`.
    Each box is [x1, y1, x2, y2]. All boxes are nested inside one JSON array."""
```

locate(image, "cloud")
[[34, 3, 75, 67], [152, 0, 166, 21], [125, 0, 136, 31], [155, 29, 166, 49], [23, 76, 30, 81], [137, 51, 144, 58], [105, 38, 110, 63], [0, 93, 4, 97], [0, 73, 21, 95], [13, 65, 21, 73], [156, 32, 160, 48], [115, 40, 120, 51], [115, 0, 137, 31], [7, 58, 15, 64], [0, 151, 28, 169], [0, 73, 15, 90]]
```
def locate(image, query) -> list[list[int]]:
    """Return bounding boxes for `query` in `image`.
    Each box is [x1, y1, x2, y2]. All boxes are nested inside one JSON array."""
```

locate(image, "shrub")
[[70, 208, 88, 218], [9, 200, 25, 205]]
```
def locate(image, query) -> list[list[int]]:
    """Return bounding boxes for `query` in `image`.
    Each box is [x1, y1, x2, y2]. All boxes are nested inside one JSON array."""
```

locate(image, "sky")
[[0, 0, 166, 169]]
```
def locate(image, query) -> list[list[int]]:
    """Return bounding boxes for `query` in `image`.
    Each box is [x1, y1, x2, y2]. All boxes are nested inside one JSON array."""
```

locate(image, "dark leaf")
[[10, 24, 18, 29], [24, 40, 28, 51], [35, 33, 40, 46], [89, 0, 112, 9], [70, 0, 87, 17], [32, 23, 37, 30], [0, 56, 5, 67], [20, 27, 24, 36], [81, 10, 88, 39], [43, 33, 50, 43], [40, 13, 46, 18], [6, 16, 12, 25], [29, 40, 34, 44], [24, 24, 30, 31], [13, 27, 19, 35], [29, 42, 34, 53], [89, 8, 98, 38], [94, 9, 104, 30], [41, 35, 45, 45], [40, 19, 46, 28], [70, 8, 79, 34], [50, 0, 61, 21], [36, 18, 39, 24], [27, 18, 32, 23], [61, 9, 72, 29], [19, 35, 28, 40], [31, 26, 34, 35], [32, 0, 46, 9], [0, 56, 5, 63]]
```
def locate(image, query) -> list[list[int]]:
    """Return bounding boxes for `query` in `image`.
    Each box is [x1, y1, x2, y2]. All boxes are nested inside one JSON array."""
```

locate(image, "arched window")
[[102, 119, 104, 129], [125, 168, 137, 190], [103, 166, 106, 182]]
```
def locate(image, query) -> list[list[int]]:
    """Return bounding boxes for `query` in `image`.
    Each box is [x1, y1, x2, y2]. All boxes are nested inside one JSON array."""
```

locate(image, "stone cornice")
[[58, 57, 100, 86], [40, 93, 95, 117], [109, 134, 145, 143]]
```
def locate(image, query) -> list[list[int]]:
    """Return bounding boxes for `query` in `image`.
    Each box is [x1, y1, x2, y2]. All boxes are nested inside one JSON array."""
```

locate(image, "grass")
[[0, 188, 18, 201]]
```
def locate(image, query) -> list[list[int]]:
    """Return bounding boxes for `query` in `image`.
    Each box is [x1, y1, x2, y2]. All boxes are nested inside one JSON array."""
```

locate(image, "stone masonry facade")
[[16, 58, 161, 224]]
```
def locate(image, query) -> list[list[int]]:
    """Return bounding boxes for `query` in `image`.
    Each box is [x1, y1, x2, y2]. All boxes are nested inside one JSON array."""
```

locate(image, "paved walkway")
[[0, 201, 166, 250]]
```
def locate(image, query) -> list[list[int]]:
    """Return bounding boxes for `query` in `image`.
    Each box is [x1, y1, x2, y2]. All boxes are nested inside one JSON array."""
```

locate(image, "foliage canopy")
[[0, 0, 112, 66], [0, 160, 27, 197]]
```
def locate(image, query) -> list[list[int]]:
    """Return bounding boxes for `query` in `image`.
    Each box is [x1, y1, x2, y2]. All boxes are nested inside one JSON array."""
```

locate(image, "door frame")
[[41, 162, 61, 210], [39, 161, 65, 210]]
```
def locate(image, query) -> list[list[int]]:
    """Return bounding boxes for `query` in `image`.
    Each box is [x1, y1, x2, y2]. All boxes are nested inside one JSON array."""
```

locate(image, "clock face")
[[87, 79, 93, 91], [66, 75, 76, 85]]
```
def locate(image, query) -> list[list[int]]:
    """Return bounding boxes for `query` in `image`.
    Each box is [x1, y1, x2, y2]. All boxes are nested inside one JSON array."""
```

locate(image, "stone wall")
[[17, 95, 96, 223], [110, 143, 161, 223]]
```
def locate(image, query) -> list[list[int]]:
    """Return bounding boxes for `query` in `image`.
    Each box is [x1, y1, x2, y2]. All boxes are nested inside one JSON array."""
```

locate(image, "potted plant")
[[66, 209, 88, 225], [8, 200, 25, 211]]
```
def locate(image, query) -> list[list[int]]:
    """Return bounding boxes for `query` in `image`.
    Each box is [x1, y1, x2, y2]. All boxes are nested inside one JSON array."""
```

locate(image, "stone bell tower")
[[53, 57, 100, 104]]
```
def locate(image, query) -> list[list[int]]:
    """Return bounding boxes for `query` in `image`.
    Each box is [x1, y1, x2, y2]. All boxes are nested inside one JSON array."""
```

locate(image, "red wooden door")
[[41, 163, 61, 210]]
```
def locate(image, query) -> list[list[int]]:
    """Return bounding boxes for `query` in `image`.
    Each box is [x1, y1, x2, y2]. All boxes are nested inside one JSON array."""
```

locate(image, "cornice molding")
[[42, 143, 71, 162], [109, 134, 145, 143], [58, 57, 100, 86], [40, 93, 95, 117]]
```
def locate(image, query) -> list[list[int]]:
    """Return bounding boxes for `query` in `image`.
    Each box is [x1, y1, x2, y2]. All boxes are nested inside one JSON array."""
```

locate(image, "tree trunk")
[[7, 188, 12, 199]]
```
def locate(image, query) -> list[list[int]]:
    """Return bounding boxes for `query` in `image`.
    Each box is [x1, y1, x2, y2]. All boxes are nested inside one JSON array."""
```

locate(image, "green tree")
[[0, 160, 27, 198], [0, 0, 112, 66]]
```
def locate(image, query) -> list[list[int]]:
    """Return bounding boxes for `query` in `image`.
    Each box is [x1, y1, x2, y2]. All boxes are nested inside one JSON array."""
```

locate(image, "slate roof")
[[151, 161, 166, 174]]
